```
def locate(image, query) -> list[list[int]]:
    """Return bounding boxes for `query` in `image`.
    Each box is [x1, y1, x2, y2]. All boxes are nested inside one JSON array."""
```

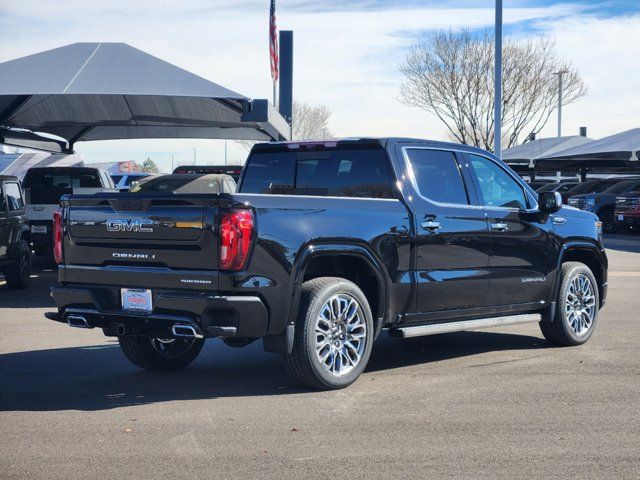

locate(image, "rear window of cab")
[[239, 149, 395, 199]]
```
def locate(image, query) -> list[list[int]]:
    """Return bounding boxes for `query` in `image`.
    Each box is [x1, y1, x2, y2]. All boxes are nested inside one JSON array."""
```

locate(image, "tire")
[[118, 335, 205, 371], [540, 262, 599, 346], [3, 239, 31, 290], [284, 277, 374, 390]]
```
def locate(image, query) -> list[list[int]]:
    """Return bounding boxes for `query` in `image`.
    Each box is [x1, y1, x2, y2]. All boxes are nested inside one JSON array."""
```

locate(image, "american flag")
[[269, 0, 279, 82]]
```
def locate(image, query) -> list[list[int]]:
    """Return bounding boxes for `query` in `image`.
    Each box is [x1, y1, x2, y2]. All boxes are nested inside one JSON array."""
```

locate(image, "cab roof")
[[251, 137, 497, 159]]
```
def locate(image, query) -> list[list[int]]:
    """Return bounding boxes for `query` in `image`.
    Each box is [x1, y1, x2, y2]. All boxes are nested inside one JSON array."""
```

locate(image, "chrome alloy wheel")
[[565, 274, 596, 337], [150, 337, 195, 358], [315, 294, 367, 377]]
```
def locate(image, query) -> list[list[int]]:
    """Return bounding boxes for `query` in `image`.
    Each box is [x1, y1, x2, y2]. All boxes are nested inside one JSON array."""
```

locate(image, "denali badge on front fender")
[[106, 219, 154, 233], [521, 277, 546, 283]]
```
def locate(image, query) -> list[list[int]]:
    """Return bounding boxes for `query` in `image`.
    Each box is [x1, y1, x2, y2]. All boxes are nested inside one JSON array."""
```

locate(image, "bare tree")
[[237, 100, 334, 152], [399, 30, 587, 151], [291, 101, 333, 141]]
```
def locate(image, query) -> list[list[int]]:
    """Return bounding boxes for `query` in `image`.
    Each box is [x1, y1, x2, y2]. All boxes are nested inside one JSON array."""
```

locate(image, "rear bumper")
[[30, 225, 52, 248], [49, 285, 268, 338]]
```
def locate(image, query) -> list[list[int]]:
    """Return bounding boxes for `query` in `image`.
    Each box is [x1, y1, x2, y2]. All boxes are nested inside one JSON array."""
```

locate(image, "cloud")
[[531, 13, 640, 139], [0, 1, 636, 168]]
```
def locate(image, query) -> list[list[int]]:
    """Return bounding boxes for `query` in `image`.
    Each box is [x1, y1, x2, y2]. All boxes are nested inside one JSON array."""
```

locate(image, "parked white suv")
[[22, 167, 116, 257]]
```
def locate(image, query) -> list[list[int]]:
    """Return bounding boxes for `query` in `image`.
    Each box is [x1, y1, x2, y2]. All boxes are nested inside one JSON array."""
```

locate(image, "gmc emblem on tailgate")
[[106, 219, 154, 233]]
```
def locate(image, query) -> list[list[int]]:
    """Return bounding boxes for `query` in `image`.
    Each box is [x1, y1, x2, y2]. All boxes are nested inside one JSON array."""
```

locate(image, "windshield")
[[591, 181, 621, 193], [605, 180, 640, 194], [568, 181, 598, 195], [123, 175, 149, 187], [136, 176, 221, 194], [555, 183, 579, 192]]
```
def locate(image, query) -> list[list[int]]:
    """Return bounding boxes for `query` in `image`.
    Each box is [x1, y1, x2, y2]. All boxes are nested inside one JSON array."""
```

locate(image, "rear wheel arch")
[[17, 225, 31, 245], [289, 245, 388, 337], [8, 225, 31, 256]]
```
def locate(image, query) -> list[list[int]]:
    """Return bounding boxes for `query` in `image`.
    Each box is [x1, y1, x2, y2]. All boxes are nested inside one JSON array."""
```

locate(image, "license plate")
[[31, 225, 47, 234], [121, 288, 153, 312], [618, 215, 624, 221]]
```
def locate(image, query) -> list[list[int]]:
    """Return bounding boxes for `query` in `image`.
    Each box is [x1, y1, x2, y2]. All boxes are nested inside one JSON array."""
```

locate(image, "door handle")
[[490, 222, 508, 232], [421, 220, 441, 232]]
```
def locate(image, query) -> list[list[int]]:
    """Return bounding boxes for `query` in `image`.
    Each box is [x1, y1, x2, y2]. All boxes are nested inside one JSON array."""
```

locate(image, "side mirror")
[[538, 191, 562, 213]]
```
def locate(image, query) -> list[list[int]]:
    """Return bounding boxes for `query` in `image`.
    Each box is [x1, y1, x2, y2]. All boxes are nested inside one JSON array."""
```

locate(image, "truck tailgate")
[[62, 194, 219, 275]]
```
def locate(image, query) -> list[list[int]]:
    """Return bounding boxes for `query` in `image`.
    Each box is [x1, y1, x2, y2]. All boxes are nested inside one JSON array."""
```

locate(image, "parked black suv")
[[47, 139, 607, 389], [0, 176, 31, 289]]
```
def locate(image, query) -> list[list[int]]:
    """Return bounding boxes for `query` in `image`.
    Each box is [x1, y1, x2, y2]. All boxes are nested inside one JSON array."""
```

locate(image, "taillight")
[[220, 209, 254, 271], [53, 208, 64, 264]]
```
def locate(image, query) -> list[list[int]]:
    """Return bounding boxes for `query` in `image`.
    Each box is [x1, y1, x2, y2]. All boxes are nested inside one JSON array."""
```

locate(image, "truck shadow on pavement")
[[0, 256, 57, 308], [0, 330, 547, 412], [0, 274, 57, 308]]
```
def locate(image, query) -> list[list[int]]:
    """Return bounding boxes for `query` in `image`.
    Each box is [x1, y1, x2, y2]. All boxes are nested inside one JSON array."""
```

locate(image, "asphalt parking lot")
[[1, 235, 639, 479]]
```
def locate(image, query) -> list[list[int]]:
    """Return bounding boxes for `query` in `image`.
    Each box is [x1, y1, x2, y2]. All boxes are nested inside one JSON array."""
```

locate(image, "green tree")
[[142, 157, 159, 173]]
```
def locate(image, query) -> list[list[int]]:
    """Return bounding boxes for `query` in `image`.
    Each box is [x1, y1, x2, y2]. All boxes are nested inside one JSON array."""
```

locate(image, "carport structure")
[[0, 43, 290, 153], [502, 135, 593, 175], [538, 128, 640, 171]]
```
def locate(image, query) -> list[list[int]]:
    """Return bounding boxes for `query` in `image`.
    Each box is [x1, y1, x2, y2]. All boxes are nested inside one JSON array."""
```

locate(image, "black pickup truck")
[[47, 139, 608, 389]]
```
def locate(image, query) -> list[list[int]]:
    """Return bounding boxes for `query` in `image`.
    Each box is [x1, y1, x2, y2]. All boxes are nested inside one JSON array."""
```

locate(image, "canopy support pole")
[[65, 126, 94, 153], [579, 168, 588, 182]]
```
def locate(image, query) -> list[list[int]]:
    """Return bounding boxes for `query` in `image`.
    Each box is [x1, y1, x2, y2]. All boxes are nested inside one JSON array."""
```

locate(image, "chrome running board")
[[388, 314, 541, 339]]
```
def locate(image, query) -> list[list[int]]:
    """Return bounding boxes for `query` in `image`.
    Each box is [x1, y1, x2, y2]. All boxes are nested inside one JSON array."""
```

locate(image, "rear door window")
[[240, 149, 395, 198], [405, 149, 469, 205]]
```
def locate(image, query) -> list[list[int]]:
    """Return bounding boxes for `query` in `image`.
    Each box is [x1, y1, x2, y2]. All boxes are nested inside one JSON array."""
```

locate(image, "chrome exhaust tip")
[[171, 324, 203, 339], [67, 315, 89, 329]]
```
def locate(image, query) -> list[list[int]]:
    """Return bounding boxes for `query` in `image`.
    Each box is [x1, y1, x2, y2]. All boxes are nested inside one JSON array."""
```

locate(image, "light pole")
[[494, 0, 503, 158], [555, 70, 569, 137], [192, 147, 197, 165], [224, 140, 228, 166]]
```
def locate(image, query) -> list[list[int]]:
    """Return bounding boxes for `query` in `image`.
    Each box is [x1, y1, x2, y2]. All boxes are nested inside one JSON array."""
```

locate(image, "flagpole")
[[269, 0, 278, 108], [273, 80, 277, 108], [494, 0, 502, 158]]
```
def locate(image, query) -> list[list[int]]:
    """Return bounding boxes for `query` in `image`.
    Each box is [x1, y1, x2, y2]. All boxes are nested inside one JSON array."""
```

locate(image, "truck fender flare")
[[545, 241, 606, 322], [287, 243, 389, 332], [8, 224, 30, 255]]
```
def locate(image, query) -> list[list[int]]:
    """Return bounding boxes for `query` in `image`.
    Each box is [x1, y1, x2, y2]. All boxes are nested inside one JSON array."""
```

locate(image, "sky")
[[0, 0, 639, 171]]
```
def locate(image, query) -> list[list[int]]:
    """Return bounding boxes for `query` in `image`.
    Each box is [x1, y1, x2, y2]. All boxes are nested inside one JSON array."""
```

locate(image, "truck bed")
[[56, 191, 412, 339]]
